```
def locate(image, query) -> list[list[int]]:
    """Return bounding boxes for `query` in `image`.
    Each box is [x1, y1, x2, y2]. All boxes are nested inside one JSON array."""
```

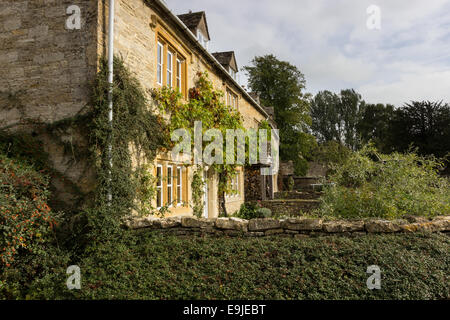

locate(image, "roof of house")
[[154, 1, 269, 120], [177, 11, 210, 40], [248, 92, 260, 104], [212, 51, 238, 72]]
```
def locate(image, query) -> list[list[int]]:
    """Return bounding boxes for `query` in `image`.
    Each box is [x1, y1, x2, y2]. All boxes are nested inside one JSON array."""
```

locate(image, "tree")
[[357, 103, 395, 153], [388, 101, 450, 159], [339, 89, 364, 151], [310, 89, 364, 150], [243, 54, 315, 175], [310, 90, 341, 143]]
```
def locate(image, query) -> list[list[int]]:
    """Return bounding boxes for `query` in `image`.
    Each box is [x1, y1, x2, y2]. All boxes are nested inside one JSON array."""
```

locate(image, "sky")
[[166, 0, 450, 107]]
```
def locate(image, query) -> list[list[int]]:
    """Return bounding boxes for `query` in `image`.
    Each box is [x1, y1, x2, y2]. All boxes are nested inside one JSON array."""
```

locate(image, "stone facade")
[[126, 215, 450, 237], [0, 0, 98, 127], [306, 161, 328, 177], [0, 0, 99, 209], [0, 0, 277, 214], [99, 0, 274, 218]]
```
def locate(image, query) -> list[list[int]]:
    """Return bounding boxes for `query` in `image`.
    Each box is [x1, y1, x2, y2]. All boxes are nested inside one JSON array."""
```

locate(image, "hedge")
[[15, 231, 448, 300]]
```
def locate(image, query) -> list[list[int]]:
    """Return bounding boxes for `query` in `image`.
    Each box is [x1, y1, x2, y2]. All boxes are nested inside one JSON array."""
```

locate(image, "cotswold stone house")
[[0, 0, 277, 217]]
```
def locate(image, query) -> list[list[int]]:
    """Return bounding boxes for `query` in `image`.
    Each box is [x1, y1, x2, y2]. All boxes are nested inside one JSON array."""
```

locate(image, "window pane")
[[176, 60, 181, 89], [177, 168, 182, 204], [157, 65, 162, 84], [167, 186, 172, 205], [177, 168, 182, 187], [157, 43, 163, 84], [157, 167, 162, 186], [167, 167, 173, 206], [157, 189, 162, 208], [167, 52, 173, 87], [167, 167, 172, 185]]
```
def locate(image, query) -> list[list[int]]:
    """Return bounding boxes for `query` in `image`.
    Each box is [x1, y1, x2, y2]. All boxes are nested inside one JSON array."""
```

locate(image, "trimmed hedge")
[[22, 231, 449, 300]]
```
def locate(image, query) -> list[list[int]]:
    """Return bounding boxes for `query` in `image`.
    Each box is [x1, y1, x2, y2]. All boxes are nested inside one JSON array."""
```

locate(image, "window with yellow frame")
[[155, 163, 188, 209], [156, 37, 187, 97], [226, 89, 238, 110]]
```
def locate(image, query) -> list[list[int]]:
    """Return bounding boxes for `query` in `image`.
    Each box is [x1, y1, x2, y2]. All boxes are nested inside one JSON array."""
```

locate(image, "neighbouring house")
[[0, 0, 277, 218]]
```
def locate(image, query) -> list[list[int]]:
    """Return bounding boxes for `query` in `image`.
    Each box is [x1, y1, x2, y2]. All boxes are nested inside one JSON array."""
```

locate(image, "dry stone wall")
[[126, 216, 450, 238], [260, 199, 320, 215]]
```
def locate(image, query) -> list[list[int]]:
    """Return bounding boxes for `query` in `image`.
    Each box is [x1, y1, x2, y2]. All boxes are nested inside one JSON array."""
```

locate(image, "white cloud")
[[360, 67, 450, 106], [167, 0, 450, 106]]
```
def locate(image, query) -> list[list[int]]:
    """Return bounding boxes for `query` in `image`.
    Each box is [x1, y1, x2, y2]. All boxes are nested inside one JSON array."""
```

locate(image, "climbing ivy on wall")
[[0, 57, 169, 240], [151, 72, 246, 216], [1, 59, 271, 229], [88, 56, 168, 231], [191, 168, 205, 218]]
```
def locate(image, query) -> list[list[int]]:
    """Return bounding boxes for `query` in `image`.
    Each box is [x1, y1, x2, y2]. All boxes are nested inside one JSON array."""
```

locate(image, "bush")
[[0, 243, 69, 299], [310, 141, 352, 175], [256, 207, 272, 218], [0, 154, 70, 299], [0, 155, 61, 267], [46, 231, 450, 300], [234, 202, 272, 219], [318, 145, 450, 219]]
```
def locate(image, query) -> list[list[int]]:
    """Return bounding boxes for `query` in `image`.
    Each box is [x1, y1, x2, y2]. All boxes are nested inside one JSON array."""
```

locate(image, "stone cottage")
[[0, 0, 277, 218]]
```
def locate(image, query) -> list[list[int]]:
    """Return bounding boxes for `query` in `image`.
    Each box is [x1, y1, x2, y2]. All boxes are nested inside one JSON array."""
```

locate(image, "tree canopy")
[[311, 89, 450, 171], [310, 89, 364, 151], [243, 54, 315, 175]]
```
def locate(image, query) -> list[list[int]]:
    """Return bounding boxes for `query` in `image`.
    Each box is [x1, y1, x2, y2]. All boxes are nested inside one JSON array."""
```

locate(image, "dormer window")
[[177, 11, 211, 50], [229, 68, 237, 81], [212, 51, 239, 83], [197, 30, 209, 50]]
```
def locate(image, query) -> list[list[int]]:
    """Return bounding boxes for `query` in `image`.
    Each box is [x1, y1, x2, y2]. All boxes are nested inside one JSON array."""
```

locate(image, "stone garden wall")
[[260, 199, 320, 216], [126, 216, 450, 238], [274, 191, 323, 200]]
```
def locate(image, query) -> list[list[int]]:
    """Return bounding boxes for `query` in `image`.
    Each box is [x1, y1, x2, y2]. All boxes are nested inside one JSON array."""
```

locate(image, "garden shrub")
[[0, 154, 69, 299], [309, 140, 352, 175], [234, 202, 272, 219], [318, 145, 450, 219], [234, 202, 258, 219], [256, 207, 272, 218], [42, 231, 450, 300], [0, 155, 60, 267], [4, 229, 449, 300]]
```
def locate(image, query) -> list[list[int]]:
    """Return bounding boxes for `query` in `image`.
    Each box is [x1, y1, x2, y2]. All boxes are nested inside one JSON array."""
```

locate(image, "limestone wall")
[[101, 0, 270, 218], [126, 215, 450, 237], [0, 1, 99, 210], [0, 0, 274, 213], [260, 199, 320, 216], [0, 0, 98, 127]]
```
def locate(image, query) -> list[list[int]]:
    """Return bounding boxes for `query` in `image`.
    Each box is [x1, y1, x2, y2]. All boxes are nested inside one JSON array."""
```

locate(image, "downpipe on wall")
[[107, 0, 115, 205]]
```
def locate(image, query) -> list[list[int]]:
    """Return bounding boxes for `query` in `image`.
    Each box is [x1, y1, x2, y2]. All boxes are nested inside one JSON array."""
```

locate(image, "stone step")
[[275, 191, 323, 200]]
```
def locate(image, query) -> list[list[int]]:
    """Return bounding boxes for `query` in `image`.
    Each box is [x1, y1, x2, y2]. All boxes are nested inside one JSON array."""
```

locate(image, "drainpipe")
[[107, 0, 115, 204]]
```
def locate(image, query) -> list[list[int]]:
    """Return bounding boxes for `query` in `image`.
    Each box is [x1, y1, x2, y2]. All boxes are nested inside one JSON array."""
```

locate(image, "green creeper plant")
[[152, 72, 246, 217]]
